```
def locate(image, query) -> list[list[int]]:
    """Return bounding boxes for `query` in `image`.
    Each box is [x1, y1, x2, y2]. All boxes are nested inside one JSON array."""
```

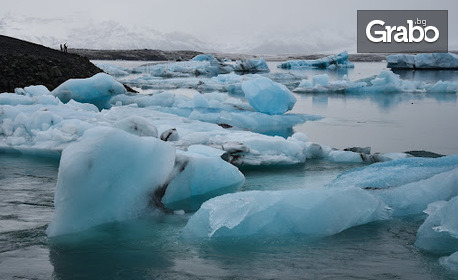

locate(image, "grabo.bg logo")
[[357, 10, 448, 53]]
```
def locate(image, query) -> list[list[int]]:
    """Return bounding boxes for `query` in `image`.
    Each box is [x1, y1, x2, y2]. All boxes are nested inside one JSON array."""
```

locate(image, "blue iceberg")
[[241, 76, 296, 115], [387, 53, 458, 69], [182, 187, 390, 239], [52, 73, 126, 110], [233, 58, 270, 73], [47, 127, 176, 237], [278, 51, 354, 69], [293, 71, 457, 94], [415, 195, 458, 254]]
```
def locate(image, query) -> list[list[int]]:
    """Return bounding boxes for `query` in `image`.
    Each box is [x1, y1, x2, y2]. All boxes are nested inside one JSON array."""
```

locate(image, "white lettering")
[[366, 20, 386, 43]]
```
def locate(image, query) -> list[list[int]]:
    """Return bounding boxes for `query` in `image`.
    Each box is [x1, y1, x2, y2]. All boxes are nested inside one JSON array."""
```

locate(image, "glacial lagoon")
[[1, 60, 458, 279]]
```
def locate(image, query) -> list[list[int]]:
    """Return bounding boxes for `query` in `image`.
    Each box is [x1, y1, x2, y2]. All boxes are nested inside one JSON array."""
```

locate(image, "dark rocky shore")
[[71, 49, 202, 61], [0, 35, 103, 93]]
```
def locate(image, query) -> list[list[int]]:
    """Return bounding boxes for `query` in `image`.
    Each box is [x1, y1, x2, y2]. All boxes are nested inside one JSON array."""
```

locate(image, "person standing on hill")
[[63, 43, 68, 53]]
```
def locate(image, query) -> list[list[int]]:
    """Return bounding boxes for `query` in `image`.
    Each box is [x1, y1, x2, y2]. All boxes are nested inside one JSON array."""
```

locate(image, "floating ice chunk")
[[47, 127, 176, 237], [52, 73, 126, 110], [114, 116, 158, 137], [374, 168, 458, 216], [233, 58, 270, 73], [415, 195, 458, 254], [241, 76, 296, 115], [162, 149, 245, 211], [294, 70, 457, 93], [192, 54, 218, 62], [138, 56, 232, 78], [278, 51, 354, 69], [23, 85, 51, 96], [440, 251, 458, 272], [182, 187, 390, 239], [425, 80, 458, 93], [386, 54, 416, 69], [312, 74, 330, 86], [294, 75, 366, 93], [95, 63, 130, 76], [329, 155, 458, 189], [387, 53, 458, 69]]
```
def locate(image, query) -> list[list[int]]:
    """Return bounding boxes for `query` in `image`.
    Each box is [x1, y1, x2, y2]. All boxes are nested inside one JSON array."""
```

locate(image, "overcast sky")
[[1, 0, 457, 53]]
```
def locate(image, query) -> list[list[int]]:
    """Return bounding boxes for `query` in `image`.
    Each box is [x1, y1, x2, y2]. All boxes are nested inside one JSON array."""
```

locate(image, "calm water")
[[1, 61, 458, 279], [1, 155, 458, 279]]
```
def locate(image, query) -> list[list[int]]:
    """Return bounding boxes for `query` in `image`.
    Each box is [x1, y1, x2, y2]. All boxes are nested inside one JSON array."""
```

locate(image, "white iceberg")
[[241, 76, 296, 115], [52, 73, 127, 110], [278, 51, 354, 69], [182, 187, 391, 239], [162, 147, 245, 211], [293, 71, 457, 94], [1, 83, 402, 167], [111, 90, 318, 135], [137, 55, 233, 78], [415, 195, 458, 254], [233, 58, 270, 73], [387, 53, 458, 69], [46, 127, 176, 237]]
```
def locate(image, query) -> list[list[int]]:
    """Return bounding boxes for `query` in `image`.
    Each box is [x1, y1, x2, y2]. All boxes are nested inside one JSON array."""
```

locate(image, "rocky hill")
[[0, 35, 103, 93]]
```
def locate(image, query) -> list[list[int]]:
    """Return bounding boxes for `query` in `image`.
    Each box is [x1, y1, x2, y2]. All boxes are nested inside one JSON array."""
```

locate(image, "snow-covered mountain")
[[0, 13, 213, 52]]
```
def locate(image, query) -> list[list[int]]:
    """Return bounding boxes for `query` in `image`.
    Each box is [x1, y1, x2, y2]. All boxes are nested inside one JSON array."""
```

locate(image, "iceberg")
[[373, 168, 458, 216], [46, 127, 176, 237], [329, 155, 458, 189], [278, 51, 354, 69], [162, 148, 245, 211], [0, 80, 402, 167], [111, 90, 318, 135], [95, 63, 130, 76], [233, 58, 270, 73], [329, 156, 458, 216], [191, 54, 218, 62], [52, 73, 127, 110], [113, 116, 158, 137], [440, 251, 458, 272], [182, 187, 391, 239], [415, 195, 458, 254], [387, 53, 458, 69], [293, 71, 458, 94], [137, 55, 233, 78], [241, 76, 296, 115]]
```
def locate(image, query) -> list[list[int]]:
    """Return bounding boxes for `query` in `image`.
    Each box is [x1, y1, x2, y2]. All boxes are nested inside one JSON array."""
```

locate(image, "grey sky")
[[1, 0, 457, 53]]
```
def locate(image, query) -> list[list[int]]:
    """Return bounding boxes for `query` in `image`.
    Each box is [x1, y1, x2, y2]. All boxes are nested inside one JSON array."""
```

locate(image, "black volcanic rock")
[[0, 35, 103, 93]]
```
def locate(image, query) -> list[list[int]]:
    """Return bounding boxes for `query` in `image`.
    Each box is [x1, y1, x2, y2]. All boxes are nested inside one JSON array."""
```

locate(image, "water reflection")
[[48, 216, 186, 279], [307, 92, 457, 111]]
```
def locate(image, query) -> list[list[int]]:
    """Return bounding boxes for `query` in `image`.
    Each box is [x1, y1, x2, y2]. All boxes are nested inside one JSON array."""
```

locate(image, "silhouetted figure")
[[60, 44, 63, 52], [63, 43, 68, 53]]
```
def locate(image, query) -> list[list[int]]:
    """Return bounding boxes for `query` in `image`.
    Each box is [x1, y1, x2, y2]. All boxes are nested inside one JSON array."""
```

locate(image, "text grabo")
[[366, 18, 439, 43]]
